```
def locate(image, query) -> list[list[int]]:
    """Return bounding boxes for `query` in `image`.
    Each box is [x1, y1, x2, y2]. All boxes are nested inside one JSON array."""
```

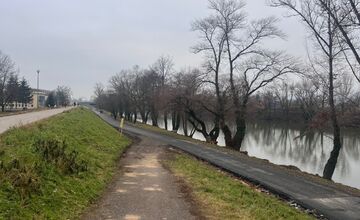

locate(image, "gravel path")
[[0, 107, 73, 134], [82, 137, 198, 220]]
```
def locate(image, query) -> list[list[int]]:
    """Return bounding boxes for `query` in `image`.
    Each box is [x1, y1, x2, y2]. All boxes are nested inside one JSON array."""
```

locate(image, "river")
[[152, 119, 360, 189]]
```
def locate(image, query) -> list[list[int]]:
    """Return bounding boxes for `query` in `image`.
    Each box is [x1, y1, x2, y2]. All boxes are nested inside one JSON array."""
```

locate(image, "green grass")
[[0, 108, 131, 219], [164, 152, 314, 220]]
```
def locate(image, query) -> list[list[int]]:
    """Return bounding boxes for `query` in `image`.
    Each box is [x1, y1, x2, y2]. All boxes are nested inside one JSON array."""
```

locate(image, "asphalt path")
[[0, 107, 73, 134], [93, 108, 360, 220]]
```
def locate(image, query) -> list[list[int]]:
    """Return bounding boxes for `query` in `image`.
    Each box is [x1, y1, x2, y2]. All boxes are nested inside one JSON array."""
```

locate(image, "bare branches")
[[0, 51, 16, 111], [151, 55, 174, 86], [316, 0, 360, 77]]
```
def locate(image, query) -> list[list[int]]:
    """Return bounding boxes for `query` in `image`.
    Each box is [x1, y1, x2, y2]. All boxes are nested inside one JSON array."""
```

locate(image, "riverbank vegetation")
[[0, 108, 130, 219], [94, 0, 360, 181], [163, 149, 314, 219]]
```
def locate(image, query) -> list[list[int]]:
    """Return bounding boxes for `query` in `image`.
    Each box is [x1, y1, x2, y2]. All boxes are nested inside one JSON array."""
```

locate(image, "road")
[[92, 108, 360, 220], [0, 107, 73, 134]]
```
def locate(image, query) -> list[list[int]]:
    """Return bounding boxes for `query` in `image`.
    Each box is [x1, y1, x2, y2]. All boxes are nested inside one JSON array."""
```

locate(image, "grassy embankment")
[[0, 108, 130, 219], [164, 151, 314, 220]]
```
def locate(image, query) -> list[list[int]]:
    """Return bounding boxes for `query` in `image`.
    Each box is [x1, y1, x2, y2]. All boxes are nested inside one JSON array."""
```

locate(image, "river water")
[[153, 119, 360, 189]]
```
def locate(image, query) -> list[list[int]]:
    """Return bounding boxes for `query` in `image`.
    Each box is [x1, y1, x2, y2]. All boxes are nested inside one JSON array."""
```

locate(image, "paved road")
[[93, 109, 360, 220], [0, 107, 73, 134], [82, 137, 197, 220]]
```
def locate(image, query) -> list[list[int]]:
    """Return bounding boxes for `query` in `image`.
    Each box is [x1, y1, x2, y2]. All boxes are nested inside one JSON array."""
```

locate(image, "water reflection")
[[242, 122, 360, 189], [153, 118, 360, 189]]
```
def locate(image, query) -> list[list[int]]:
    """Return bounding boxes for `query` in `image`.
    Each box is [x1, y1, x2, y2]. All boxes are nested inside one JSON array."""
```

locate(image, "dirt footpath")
[[82, 136, 198, 220]]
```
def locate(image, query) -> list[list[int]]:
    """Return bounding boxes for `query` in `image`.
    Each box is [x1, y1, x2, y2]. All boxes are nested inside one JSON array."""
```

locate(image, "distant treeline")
[[0, 51, 32, 112], [46, 86, 72, 108]]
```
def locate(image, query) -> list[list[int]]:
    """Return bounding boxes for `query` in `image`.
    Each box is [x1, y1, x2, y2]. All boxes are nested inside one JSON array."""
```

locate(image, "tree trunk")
[[209, 117, 220, 144], [323, 123, 342, 179], [220, 120, 233, 147], [323, 25, 342, 180], [151, 109, 158, 127], [183, 113, 188, 136], [171, 111, 176, 131], [164, 111, 168, 130], [232, 109, 247, 150], [152, 118, 158, 126], [323, 64, 342, 179], [140, 109, 146, 123], [133, 112, 137, 123], [145, 111, 150, 124], [176, 112, 181, 130], [112, 110, 117, 119], [172, 111, 180, 132]]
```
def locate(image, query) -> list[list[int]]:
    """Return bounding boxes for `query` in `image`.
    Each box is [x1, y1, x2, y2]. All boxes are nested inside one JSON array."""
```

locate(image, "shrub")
[[33, 138, 88, 175], [0, 159, 40, 202]]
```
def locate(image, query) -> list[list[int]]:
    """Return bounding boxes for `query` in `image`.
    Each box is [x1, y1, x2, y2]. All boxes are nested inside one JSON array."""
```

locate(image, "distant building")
[[31, 89, 51, 108], [5, 88, 51, 110]]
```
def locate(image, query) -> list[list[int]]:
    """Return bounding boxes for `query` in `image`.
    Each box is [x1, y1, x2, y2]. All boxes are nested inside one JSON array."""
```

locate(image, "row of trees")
[[0, 51, 32, 112], [46, 86, 73, 107], [256, 76, 360, 124], [94, 0, 360, 180]]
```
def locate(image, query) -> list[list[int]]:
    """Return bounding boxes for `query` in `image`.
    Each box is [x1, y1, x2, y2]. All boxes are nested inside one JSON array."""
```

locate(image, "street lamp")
[[37, 70, 40, 108]]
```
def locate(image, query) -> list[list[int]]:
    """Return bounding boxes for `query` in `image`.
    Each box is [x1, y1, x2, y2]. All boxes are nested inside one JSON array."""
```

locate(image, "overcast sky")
[[0, 0, 307, 100]]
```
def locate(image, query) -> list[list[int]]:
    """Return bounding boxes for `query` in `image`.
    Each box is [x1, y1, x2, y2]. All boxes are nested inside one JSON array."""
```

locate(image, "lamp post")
[[37, 70, 40, 108]]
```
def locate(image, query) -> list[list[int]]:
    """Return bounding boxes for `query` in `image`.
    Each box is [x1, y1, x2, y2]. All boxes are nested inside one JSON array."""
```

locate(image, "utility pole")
[[37, 70, 40, 108]]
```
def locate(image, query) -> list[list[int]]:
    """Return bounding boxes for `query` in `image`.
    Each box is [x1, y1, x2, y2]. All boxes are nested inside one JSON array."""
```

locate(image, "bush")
[[0, 158, 40, 202], [33, 138, 88, 175]]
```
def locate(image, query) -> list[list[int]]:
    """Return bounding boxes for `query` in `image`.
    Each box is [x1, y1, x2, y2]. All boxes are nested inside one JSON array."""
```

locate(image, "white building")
[[30, 89, 51, 109], [5, 88, 51, 110]]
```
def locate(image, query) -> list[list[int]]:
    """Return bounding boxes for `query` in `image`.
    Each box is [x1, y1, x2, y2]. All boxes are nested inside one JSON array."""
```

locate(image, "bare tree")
[[171, 68, 222, 143], [294, 78, 322, 121], [110, 69, 137, 121], [94, 83, 105, 109], [205, 0, 297, 150], [56, 86, 72, 107], [260, 91, 276, 119], [0, 51, 15, 112], [272, 0, 345, 180], [167, 69, 197, 132], [336, 74, 354, 114], [151, 55, 174, 130], [272, 82, 295, 117], [105, 91, 122, 119], [191, 5, 230, 143], [317, 0, 360, 82], [152, 55, 174, 87]]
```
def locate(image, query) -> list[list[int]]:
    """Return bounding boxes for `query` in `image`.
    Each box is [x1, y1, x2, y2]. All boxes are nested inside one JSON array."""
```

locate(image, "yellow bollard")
[[120, 118, 125, 134]]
